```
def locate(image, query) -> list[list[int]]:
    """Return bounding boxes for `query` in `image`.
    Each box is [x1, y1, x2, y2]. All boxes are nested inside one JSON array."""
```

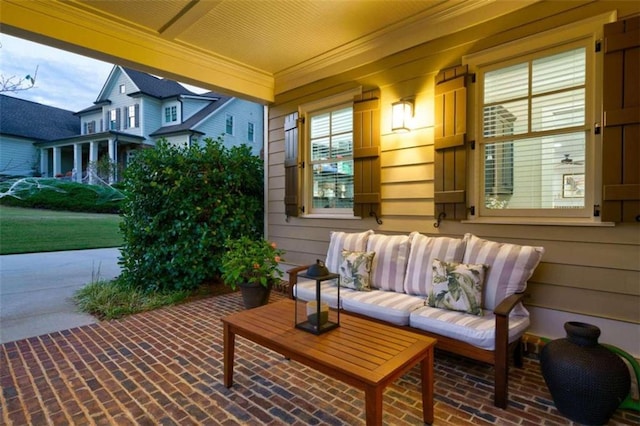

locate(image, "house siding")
[[194, 98, 264, 156], [266, 1, 640, 356], [0, 135, 37, 176]]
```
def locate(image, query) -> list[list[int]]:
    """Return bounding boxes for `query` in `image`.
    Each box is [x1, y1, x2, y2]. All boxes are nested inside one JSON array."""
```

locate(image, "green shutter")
[[284, 111, 301, 218], [353, 89, 381, 220], [602, 16, 640, 223], [434, 65, 468, 221]]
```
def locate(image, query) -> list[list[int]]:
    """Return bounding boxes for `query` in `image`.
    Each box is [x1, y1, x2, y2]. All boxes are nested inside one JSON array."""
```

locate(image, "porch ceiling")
[[0, 0, 538, 103]]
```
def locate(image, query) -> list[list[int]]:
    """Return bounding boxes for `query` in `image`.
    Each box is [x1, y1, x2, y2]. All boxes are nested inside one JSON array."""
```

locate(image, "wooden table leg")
[[421, 348, 434, 424], [364, 384, 383, 426], [223, 323, 235, 388]]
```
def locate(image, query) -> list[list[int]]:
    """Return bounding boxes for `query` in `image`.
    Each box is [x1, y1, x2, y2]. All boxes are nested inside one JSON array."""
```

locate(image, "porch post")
[[89, 141, 99, 184], [73, 143, 82, 183], [108, 138, 117, 183], [40, 148, 49, 177], [53, 147, 61, 178]]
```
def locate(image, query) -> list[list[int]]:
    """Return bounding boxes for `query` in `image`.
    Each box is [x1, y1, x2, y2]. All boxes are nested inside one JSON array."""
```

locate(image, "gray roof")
[[150, 94, 232, 137], [122, 67, 195, 99], [0, 94, 79, 141]]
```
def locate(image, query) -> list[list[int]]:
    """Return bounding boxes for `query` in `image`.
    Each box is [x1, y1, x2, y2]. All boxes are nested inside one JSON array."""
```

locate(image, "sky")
[[0, 34, 206, 112]]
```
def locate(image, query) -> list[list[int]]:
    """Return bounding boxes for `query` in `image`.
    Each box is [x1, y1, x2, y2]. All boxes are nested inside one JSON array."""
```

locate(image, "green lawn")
[[0, 206, 123, 254]]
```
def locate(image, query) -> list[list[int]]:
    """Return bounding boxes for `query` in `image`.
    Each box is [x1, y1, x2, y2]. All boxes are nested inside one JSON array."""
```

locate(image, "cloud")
[[1, 34, 113, 111]]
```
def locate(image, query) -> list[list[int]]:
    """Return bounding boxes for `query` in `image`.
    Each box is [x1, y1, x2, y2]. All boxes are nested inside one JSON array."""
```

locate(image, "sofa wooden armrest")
[[286, 264, 313, 299]]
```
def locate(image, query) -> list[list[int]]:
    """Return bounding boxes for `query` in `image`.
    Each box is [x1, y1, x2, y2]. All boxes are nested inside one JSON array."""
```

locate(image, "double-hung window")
[[307, 104, 354, 214], [464, 14, 609, 221], [127, 105, 137, 128], [226, 114, 234, 135], [247, 122, 254, 142], [109, 109, 118, 130]]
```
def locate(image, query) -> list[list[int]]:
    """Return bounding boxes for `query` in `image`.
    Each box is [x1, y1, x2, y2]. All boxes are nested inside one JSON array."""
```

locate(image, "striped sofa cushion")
[[403, 232, 467, 296], [325, 230, 373, 275], [366, 233, 411, 292], [409, 305, 530, 350], [341, 290, 425, 326], [462, 233, 545, 313]]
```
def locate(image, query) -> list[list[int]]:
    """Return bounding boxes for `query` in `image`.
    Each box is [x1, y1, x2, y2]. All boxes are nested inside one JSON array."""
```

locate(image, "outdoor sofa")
[[287, 230, 545, 408]]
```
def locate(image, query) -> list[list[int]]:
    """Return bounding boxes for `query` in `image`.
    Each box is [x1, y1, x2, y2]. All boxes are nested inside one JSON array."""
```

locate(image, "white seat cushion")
[[341, 290, 425, 326], [293, 278, 355, 309], [409, 305, 530, 350]]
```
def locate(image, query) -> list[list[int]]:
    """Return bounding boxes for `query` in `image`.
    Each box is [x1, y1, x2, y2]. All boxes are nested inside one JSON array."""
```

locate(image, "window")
[[109, 109, 118, 130], [87, 121, 95, 134], [464, 15, 608, 220], [307, 104, 354, 214], [226, 114, 234, 135], [247, 122, 254, 142], [119, 84, 125, 94], [127, 105, 137, 128], [165, 106, 177, 123]]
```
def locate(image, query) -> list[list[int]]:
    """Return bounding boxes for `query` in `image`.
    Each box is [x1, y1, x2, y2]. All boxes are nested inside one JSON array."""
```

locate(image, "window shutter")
[[284, 111, 301, 218], [602, 16, 640, 223], [116, 108, 121, 130], [353, 89, 381, 219], [122, 107, 128, 129], [434, 65, 468, 221], [135, 104, 140, 127]]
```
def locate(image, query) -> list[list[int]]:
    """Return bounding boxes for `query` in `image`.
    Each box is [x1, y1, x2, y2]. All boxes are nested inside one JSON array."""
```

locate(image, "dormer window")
[[119, 84, 125, 94], [165, 106, 177, 123]]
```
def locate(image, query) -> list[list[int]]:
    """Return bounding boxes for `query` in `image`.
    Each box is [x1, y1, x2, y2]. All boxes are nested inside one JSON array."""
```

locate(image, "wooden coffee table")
[[221, 299, 436, 425]]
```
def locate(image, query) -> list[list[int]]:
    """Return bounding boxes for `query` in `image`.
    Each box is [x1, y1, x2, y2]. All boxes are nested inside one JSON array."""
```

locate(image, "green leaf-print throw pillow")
[[428, 258, 487, 316], [340, 250, 375, 291]]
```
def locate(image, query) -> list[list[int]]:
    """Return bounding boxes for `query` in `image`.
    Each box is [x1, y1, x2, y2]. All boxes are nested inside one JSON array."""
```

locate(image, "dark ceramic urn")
[[540, 321, 630, 425]]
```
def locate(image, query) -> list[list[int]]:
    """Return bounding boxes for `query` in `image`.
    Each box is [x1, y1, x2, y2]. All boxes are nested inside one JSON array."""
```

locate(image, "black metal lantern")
[[295, 260, 340, 334]]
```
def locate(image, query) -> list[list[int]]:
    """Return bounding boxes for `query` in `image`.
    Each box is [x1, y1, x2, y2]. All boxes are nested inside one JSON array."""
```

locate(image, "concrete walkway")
[[0, 248, 121, 344]]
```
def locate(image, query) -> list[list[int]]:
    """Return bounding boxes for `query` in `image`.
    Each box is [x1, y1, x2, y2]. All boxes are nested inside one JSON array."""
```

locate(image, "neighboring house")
[[0, 95, 78, 176], [0, 65, 264, 181]]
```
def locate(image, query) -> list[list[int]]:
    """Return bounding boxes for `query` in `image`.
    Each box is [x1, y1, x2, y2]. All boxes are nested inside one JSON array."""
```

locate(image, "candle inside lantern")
[[306, 301, 329, 326]]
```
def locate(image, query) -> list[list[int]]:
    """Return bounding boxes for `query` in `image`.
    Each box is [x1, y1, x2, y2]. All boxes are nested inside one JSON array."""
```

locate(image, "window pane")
[[532, 88, 585, 131], [483, 102, 527, 137], [332, 133, 352, 159], [312, 161, 353, 209], [310, 112, 330, 138], [483, 132, 585, 210], [532, 48, 585, 94], [311, 137, 330, 161], [484, 62, 528, 104]]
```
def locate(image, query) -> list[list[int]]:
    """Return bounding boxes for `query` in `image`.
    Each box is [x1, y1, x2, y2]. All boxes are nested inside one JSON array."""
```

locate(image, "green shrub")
[[0, 178, 123, 213], [118, 137, 263, 292]]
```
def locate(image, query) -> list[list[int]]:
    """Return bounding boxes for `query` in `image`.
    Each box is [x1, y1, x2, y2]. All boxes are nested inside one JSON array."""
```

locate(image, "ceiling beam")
[[0, 0, 274, 103]]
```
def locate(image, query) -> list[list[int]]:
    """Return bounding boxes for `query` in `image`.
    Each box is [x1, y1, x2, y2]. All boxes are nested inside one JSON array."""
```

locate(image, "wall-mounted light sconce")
[[391, 99, 414, 133]]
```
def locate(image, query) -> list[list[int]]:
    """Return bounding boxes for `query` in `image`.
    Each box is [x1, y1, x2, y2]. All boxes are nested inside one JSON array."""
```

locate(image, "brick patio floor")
[[1, 290, 637, 425]]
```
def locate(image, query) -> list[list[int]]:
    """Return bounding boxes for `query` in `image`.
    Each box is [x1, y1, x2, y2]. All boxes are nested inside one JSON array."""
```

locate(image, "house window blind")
[[480, 46, 588, 213]]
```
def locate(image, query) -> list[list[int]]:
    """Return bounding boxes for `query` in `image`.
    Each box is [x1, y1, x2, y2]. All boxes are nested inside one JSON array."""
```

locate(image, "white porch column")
[[73, 143, 82, 183], [40, 148, 48, 177], [53, 147, 62, 178], [89, 141, 99, 184], [108, 138, 117, 183]]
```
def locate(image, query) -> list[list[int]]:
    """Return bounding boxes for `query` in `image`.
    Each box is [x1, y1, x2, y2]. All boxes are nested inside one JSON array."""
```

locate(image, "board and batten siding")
[[266, 1, 640, 357]]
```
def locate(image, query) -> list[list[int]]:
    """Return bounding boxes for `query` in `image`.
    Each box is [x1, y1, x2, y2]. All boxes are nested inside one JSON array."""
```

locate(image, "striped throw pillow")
[[462, 233, 544, 313], [366, 233, 411, 292], [403, 232, 467, 296], [325, 230, 373, 274]]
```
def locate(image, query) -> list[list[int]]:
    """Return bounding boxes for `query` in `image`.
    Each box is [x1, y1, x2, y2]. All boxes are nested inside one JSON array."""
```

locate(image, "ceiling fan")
[[560, 154, 584, 165]]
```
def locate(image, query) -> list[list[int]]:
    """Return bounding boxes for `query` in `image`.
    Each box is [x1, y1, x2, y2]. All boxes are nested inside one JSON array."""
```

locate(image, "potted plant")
[[221, 236, 285, 309]]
